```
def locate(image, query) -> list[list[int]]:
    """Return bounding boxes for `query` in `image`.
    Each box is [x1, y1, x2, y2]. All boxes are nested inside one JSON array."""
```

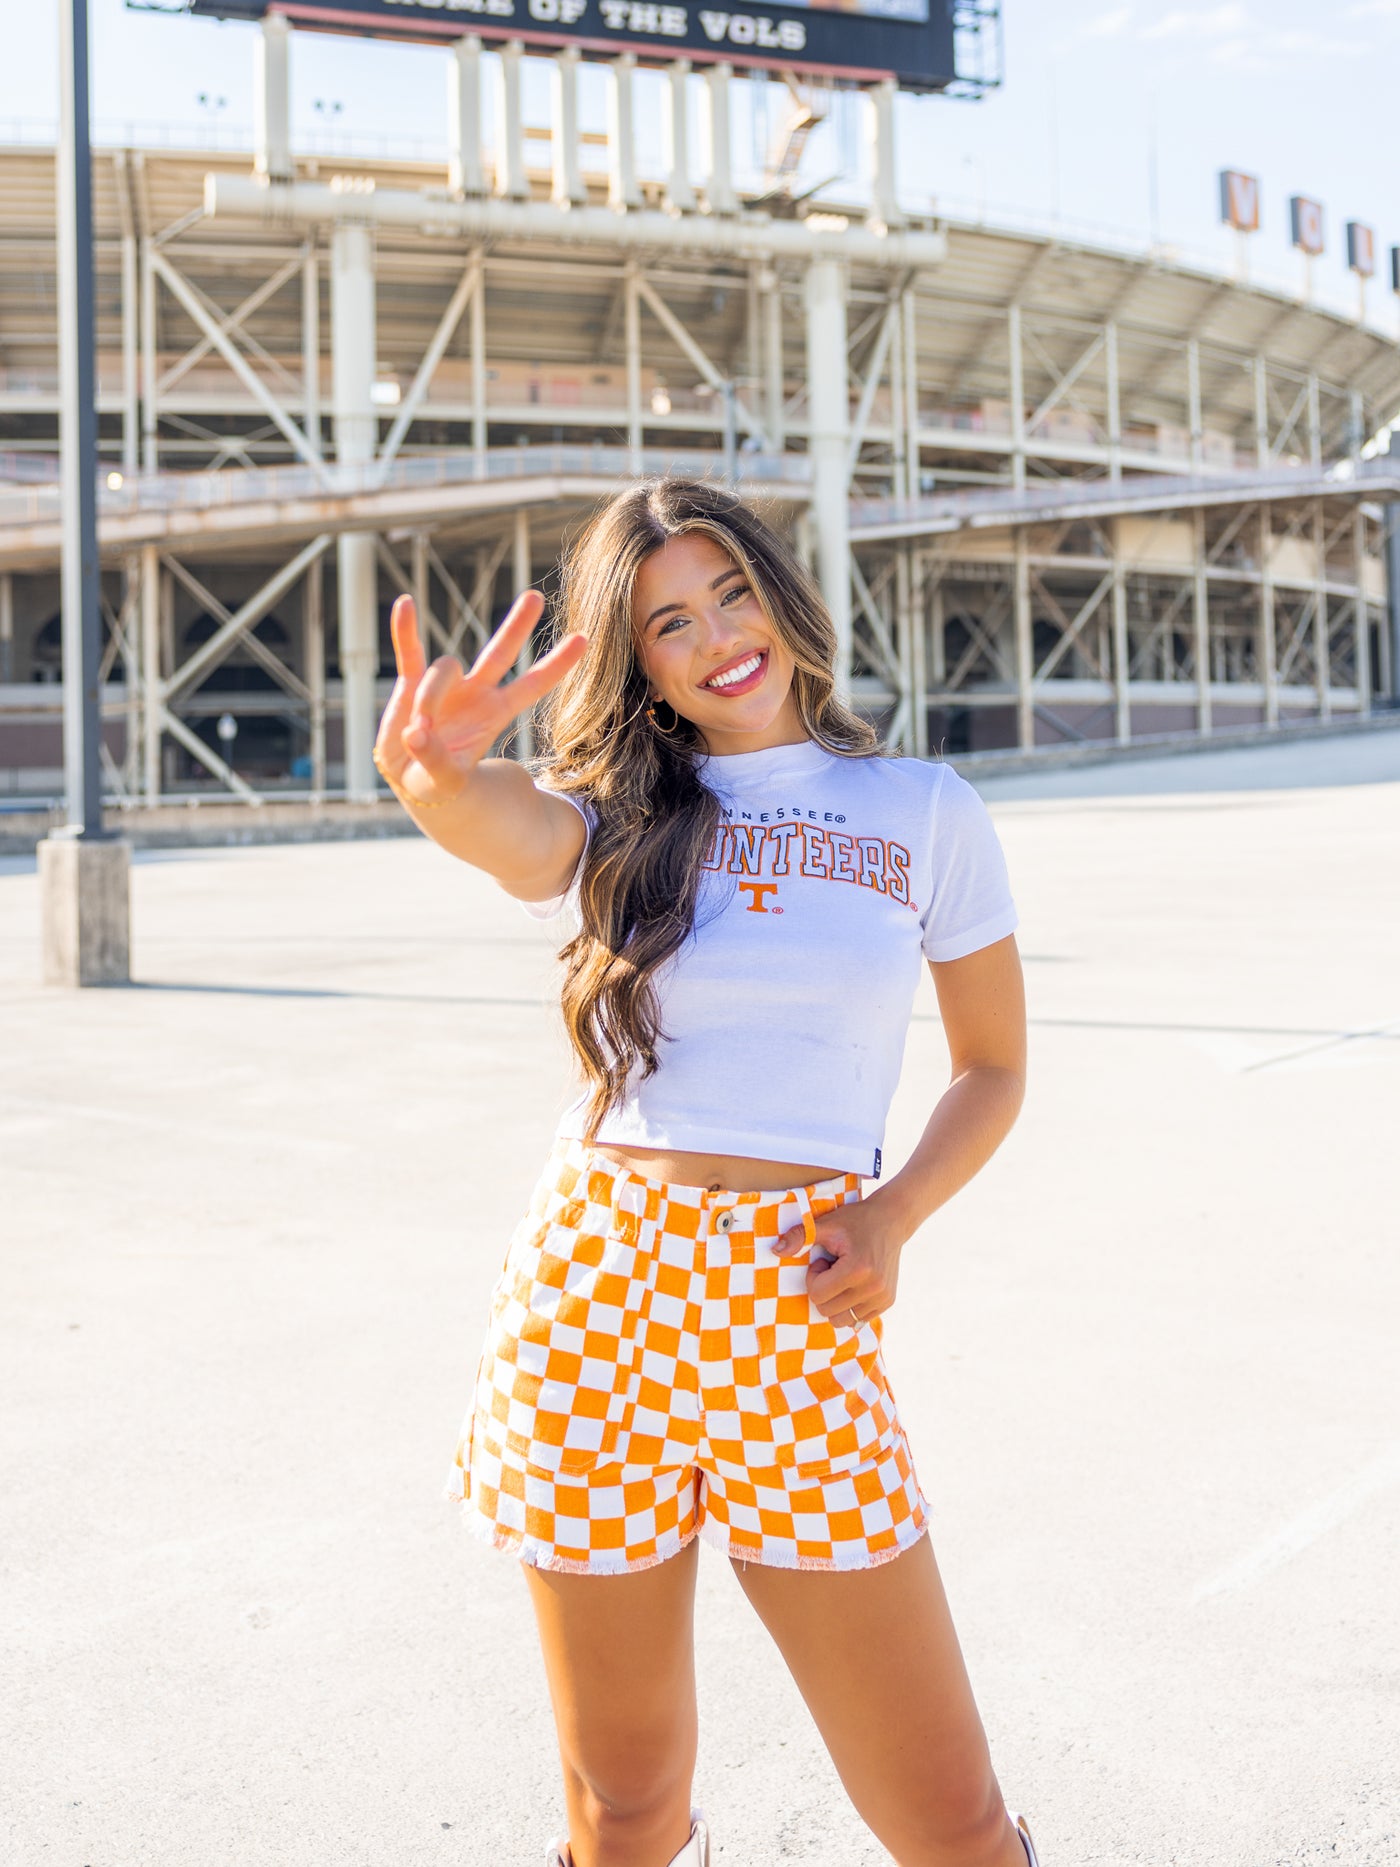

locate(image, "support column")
[[120, 223, 139, 477], [302, 245, 320, 459], [331, 220, 380, 800], [804, 256, 852, 691], [513, 507, 534, 762], [700, 64, 737, 216], [894, 546, 914, 753], [1013, 529, 1033, 749], [448, 36, 486, 199], [253, 14, 293, 184], [901, 286, 919, 500], [1111, 529, 1130, 744], [551, 47, 586, 208], [1354, 509, 1372, 717], [304, 551, 326, 794], [1187, 338, 1202, 474], [1007, 303, 1025, 491], [471, 252, 486, 473], [140, 542, 161, 801], [120, 555, 139, 789], [1313, 503, 1331, 722], [762, 267, 784, 454], [1192, 508, 1211, 735], [1104, 319, 1121, 483], [411, 532, 431, 646], [1254, 356, 1269, 467], [1307, 372, 1322, 470], [1259, 504, 1278, 727], [867, 79, 904, 231], [625, 259, 643, 474], [1386, 503, 1400, 703], [140, 233, 157, 474], [911, 552, 928, 758], [0, 572, 12, 683], [661, 60, 695, 214], [494, 40, 528, 201], [607, 54, 642, 211]]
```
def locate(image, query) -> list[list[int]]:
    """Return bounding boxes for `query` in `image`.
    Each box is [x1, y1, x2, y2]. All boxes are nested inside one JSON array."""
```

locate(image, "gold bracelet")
[[372, 749, 464, 810]]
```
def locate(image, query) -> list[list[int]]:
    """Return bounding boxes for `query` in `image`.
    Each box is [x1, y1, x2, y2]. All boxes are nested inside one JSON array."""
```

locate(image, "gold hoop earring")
[[647, 696, 681, 734]]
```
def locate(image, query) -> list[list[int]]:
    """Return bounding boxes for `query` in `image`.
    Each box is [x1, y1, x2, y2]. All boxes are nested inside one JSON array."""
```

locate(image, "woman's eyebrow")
[[642, 569, 745, 632]]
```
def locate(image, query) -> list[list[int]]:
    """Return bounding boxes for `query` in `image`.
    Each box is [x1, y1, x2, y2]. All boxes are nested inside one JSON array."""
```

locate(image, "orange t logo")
[[737, 882, 779, 913]]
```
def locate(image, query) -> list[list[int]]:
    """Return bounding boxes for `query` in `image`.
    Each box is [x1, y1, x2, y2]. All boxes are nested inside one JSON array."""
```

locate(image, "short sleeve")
[[518, 785, 594, 922], [919, 765, 1019, 963]]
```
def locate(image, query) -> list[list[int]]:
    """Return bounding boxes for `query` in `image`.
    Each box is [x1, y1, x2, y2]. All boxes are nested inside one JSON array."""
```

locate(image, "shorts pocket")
[[481, 1199, 651, 1478], [758, 1283, 893, 1476]]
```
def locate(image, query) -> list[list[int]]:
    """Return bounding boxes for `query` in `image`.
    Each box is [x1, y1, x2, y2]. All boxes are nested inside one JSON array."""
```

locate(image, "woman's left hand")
[[771, 1198, 908, 1326]]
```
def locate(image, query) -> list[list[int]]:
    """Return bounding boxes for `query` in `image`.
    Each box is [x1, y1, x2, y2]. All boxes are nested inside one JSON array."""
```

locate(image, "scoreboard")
[[186, 0, 962, 93]]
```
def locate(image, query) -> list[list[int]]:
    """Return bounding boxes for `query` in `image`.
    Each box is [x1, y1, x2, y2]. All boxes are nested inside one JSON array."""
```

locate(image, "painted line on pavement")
[[1193, 1442, 1400, 1602]]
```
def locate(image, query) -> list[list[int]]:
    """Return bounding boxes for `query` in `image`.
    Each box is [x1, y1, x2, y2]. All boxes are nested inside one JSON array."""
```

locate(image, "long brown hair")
[[537, 478, 878, 1138]]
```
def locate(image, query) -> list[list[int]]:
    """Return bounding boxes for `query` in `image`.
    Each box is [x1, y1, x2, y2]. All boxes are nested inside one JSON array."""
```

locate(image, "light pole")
[[40, 0, 131, 986]]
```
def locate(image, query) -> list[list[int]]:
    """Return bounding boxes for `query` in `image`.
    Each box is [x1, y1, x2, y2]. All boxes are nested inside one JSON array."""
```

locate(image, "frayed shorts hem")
[[450, 1489, 931, 1578]]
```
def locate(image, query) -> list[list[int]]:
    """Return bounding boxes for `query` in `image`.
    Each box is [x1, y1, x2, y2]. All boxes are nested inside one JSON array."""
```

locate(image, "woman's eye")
[[658, 614, 689, 637], [722, 583, 751, 605]]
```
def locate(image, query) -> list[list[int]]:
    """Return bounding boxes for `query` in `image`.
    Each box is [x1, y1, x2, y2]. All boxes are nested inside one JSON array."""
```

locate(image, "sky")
[[8, 0, 1400, 331]]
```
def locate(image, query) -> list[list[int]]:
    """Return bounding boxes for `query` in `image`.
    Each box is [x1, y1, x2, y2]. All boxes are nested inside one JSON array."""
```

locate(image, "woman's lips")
[[699, 649, 768, 698]]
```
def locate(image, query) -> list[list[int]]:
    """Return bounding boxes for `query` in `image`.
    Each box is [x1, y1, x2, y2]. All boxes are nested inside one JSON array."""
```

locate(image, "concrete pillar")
[[494, 41, 529, 201], [448, 36, 486, 199], [607, 54, 642, 211], [1104, 319, 1121, 483], [0, 571, 12, 683], [140, 233, 157, 475], [513, 508, 534, 762], [1187, 338, 1202, 474], [804, 256, 852, 691], [1007, 302, 1025, 491], [762, 267, 784, 454], [1111, 531, 1130, 744], [551, 47, 586, 208], [471, 254, 487, 473], [253, 14, 293, 184], [910, 553, 928, 757], [661, 61, 696, 214], [1254, 356, 1269, 467], [140, 542, 160, 801], [1013, 529, 1032, 749], [1259, 504, 1278, 726], [331, 220, 380, 800], [867, 80, 904, 231], [1353, 509, 1372, 717], [1313, 503, 1331, 722], [304, 551, 326, 794], [700, 64, 737, 216], [1307, 372, 1322, 470], [121, 227, 139, 476], [302, 246, 320, 459], [39, 834, 130, 986], [1386, 503, 1400, 702], [1192, 508, 1211, 735], [625, 260, 643, 474]]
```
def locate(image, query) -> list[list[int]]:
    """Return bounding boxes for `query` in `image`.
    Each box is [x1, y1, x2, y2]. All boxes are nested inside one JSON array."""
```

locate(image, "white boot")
[[545, 1807, 709, 1867], [1007, 1809, 1041, 1866]]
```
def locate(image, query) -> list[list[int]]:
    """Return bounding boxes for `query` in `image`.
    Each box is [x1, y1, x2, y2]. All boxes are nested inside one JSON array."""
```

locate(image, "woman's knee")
[[561, 1722, 696, 1838], [894, 1771, 1011, 1867]]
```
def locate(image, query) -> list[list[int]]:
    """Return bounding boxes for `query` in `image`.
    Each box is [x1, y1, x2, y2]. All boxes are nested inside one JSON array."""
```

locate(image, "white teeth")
[[705, 653, 762, 690]]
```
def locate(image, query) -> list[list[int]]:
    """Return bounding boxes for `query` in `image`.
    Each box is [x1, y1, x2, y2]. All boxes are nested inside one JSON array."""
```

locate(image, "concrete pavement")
[[3, 729, 1398, 1866]]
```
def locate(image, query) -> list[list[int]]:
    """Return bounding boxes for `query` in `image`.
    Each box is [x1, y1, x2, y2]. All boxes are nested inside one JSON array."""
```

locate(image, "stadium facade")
[[4, 26, 1400, 803]]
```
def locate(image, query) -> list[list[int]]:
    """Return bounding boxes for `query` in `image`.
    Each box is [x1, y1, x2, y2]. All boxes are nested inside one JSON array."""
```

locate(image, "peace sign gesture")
[[374, 589, 587, 810]]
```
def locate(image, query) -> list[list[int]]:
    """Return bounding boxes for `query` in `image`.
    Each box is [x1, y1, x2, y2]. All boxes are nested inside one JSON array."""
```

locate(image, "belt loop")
[[777, 1184, 817, 1249], [609, 1163, 653, 1246]]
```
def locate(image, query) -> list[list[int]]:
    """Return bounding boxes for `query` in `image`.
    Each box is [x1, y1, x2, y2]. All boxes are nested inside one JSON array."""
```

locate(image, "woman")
[[374, 479, 1040, 1867]]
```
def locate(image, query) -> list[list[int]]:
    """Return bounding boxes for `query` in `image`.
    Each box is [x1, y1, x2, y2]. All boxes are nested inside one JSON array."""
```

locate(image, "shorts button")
[[714, 1210, 734, 1234]]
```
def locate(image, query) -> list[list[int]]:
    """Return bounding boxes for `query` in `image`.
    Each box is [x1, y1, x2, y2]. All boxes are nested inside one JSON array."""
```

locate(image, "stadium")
[[5, 0, 1400, 807]]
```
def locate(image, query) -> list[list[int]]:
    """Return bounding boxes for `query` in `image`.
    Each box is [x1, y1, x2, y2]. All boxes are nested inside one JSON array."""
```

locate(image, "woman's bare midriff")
[[591, 1143, 843, 1194]]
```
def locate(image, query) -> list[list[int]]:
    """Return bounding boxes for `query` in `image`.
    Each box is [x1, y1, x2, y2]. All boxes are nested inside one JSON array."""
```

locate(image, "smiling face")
[[632, 530, 806, 756]]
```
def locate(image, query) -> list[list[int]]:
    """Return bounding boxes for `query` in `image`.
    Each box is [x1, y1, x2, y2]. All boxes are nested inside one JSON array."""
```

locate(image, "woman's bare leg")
[[524, 1536, 700, 1867], [732, 1533, 1027, 1867]]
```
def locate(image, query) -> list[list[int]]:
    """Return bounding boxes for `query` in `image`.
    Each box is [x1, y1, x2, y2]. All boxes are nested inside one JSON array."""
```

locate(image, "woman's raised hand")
[[374, 590, 587, 808]]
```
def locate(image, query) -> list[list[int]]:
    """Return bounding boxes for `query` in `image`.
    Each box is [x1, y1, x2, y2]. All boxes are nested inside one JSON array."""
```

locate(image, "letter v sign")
[[738, 882, 779, 912]]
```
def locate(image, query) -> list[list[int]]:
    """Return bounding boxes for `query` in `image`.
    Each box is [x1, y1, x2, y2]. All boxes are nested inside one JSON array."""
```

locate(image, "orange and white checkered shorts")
[[444, 1138, 929, 1575]]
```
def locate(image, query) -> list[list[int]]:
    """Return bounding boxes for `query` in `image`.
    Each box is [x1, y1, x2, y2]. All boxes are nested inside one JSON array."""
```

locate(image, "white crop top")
[[524, 741, 1018, 1177]]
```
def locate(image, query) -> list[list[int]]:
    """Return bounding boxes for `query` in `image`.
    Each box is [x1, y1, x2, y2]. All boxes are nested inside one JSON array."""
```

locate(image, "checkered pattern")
[[445, 1139, 929, 1574]]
